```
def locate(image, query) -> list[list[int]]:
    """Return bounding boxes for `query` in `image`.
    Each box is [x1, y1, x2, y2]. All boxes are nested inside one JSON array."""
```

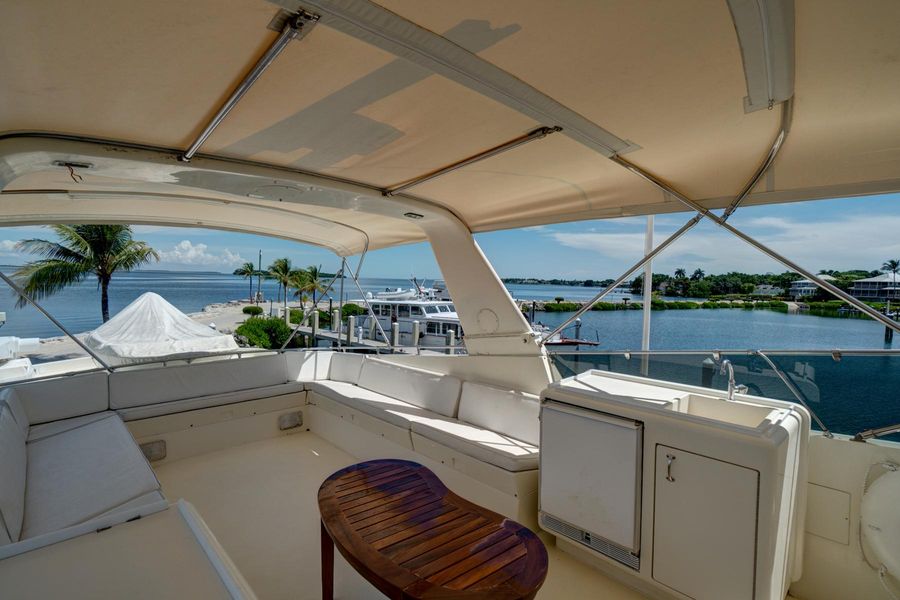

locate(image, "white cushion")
[[358, 359, 461, 418], [11, 372, 108, 426], [458, 382, 541, 445], [410, 416, 539, 472], [26, 411, 118, 443], [116, 382, 305, 421], [0, 406, 26, 543], [22, 414, 160, 538], [307, 380, 441, 429], [0, 388, 29, 437], [327, 352, 365, 384], [109, 353, 288, 409]]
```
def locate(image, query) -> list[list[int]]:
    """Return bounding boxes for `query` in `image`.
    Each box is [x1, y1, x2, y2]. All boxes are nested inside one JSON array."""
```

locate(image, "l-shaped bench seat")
[[306, 354, 541, 472], [0, 387, 163, 550]]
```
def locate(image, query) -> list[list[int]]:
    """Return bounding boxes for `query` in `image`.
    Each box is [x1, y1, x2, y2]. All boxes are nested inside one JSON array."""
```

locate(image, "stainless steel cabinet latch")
[[665, 454, 676, 482]]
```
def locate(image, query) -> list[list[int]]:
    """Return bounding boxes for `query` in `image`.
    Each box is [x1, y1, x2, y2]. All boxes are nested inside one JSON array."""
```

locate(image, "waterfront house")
[[851, 273, 900, 301], [789, 275, 835, 299]]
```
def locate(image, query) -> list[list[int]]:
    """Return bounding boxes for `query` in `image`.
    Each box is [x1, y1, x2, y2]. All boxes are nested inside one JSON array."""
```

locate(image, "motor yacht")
[[1, 1, 899, 599]]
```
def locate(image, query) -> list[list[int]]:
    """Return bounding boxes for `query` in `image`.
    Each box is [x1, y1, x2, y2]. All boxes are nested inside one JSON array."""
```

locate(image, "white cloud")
[[0, 240, 18, 252], [159, 240, 244, 268], [547, 214, 900, 276]]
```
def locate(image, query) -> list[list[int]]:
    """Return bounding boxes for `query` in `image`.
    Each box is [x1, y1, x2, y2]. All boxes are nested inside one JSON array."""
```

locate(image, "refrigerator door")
[[539, 400, 643, 553]]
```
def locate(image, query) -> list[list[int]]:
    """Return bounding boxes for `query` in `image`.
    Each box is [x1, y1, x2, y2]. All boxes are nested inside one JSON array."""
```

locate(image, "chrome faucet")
[[720, 359, 749, 401]]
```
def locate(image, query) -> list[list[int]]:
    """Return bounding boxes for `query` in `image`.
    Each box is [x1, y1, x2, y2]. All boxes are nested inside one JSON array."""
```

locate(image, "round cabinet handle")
[[665, 454, 676, 482]]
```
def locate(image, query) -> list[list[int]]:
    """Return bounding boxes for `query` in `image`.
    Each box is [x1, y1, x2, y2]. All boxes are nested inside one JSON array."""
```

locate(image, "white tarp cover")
[[85, 292, 238, 365]]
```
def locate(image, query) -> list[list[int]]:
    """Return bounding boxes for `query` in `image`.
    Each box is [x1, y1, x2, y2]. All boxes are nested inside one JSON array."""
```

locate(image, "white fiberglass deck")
[[153, 432, 646, 600]]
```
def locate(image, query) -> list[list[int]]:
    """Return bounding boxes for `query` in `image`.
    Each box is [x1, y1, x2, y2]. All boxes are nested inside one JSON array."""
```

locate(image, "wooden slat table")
[[318, 459, 548, 599]]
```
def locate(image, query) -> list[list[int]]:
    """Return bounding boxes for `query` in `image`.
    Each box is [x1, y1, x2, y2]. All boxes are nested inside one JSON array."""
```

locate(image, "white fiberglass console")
[[539, 370, 810, 600]]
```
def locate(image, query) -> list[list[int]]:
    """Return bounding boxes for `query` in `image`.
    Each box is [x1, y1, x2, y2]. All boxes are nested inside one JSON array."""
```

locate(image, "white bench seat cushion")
[[0, 406, 26, 542], [22, 414, 160, 538], [358, 359, 461, 418], [458, 382, 541, 446], [327, 353, 366, 384], [307, 381, 442, 429], [410, 416, 539, 472], [25, 411, 117, 443]]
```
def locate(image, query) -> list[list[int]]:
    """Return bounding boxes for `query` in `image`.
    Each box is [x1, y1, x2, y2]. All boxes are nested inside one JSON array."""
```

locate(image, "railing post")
[[447, 330, 455, 355], [346, 316, 355, 344], [412, 320, 420, 348], [391, 322, 400, 349]]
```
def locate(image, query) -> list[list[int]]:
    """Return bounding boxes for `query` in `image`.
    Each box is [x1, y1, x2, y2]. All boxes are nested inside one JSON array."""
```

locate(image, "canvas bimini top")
[[0, 0, 898, 256]]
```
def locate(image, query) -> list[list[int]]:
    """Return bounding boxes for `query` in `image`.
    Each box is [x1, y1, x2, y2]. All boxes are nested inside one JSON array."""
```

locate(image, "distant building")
[[753, 284, 782, 296], [851, 273, 900, 301], [790, 275, 835, 299]]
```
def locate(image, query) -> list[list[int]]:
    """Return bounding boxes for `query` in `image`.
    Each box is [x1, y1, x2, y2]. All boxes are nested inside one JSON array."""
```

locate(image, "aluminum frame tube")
[[181, 12, 318, 161], [0, 271, 112, 370], [383, 127, 561, 196], [755, 350, 832, 437], [346, 271, 391, 351]]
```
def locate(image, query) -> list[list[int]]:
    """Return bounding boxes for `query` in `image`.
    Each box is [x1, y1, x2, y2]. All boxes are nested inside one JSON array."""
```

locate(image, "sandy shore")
[[23, 299, 318, 363]]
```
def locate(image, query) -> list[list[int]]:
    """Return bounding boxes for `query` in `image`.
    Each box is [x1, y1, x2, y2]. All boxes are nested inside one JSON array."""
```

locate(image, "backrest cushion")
[[328, 353, 366, 385], [9, 372, 108, 426], [109, 353, 288, 409], [0, 388, 28, 437], [0, 405, 26, 543], [458, 382, 540, 445], [358, 359, 461, 418]]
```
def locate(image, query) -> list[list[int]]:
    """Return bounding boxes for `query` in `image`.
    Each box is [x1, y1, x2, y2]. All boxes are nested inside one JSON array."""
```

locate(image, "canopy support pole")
[[180, 10, 319, 161], [383, 127, 561, 196], [641, 216, 654, 376], [0, 271, 111, 370], [345, 267, 391, 352]]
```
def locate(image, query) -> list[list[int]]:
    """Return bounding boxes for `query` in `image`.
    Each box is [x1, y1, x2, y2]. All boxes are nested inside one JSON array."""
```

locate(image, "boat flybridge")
[[1, 1, 900, 599]]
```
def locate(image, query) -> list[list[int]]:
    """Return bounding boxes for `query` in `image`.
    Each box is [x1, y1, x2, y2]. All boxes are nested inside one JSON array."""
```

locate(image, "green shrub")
[[235, 317, 293, 349], [242, 305, 263, 316], [591, 302, 618, 311], [543, 302, 581, 312]]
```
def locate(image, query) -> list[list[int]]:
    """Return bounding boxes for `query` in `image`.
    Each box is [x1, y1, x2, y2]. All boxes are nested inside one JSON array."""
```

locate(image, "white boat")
[[1, 2, 900, 600], [372, 287, 419, 301], [356, 296, 464, 349]]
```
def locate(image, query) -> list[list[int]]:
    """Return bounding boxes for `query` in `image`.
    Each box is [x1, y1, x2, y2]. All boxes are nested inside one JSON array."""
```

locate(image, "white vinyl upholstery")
[[109, 353, 288, 410], [0, 405, 27, 542], [327, 352, 366, 384], [358, 359, 461, 418], [21, 413, 161, 539], [25, 411, 118, 443], [9, 372, 109, 426], [115, 382, 305, 421], [409, 416, 539, 472], [308, 380, 441, 429], [458, 382, 541, 445]]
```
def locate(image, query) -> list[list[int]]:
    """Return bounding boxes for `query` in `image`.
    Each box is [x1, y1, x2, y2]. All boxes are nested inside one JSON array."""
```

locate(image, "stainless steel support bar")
[[755, 350, 832, 437], [539, 215, 702, 344], [0, 271, 112, 370], [723, 100, 793, 219], [346, 271, 391, 353], [545, 348, 900, 357], [854, 423, 900, 442], [609, 111, 900, 335], [181, 11, 318, 161], [383, 126, 562, 196]]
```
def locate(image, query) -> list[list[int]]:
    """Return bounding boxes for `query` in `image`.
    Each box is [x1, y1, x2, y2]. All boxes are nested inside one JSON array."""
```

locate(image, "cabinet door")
[[653, 445, 758, 600]]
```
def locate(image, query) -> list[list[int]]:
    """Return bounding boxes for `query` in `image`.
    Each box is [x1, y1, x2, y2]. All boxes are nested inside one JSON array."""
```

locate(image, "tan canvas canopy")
[[1, 0, 898, 255]]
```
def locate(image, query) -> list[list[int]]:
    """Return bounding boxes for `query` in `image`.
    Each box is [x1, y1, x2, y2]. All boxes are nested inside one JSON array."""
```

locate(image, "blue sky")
[[0, 193, 897, 279]]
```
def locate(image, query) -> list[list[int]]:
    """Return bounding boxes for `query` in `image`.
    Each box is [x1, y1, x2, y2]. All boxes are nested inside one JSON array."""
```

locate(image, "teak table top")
[[318, 459, 548, 599]]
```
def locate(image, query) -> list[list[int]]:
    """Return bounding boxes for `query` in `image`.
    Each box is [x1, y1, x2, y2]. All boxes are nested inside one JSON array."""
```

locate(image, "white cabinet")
[[653, 445, 759, 600]]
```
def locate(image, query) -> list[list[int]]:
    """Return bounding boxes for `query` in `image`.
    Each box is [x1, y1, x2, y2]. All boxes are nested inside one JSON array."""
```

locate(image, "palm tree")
[[674, 268, 687, 279], [233, 261, 257, 301], [299, 264, 327, 306], [14, 225, 159, 322], [690, 268, 705, 281], [883, 259, 900, 304], [268, 258, 296, 314]]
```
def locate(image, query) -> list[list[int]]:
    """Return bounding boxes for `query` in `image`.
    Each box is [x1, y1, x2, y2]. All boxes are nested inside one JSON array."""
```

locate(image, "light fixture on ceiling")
[[404, 212, 424, 220]]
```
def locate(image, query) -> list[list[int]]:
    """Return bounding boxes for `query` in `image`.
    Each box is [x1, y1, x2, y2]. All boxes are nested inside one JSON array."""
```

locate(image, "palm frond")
[[15, 238, 88, 264], [11, 260, 91, 308], [108, 241, 159, 272]]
